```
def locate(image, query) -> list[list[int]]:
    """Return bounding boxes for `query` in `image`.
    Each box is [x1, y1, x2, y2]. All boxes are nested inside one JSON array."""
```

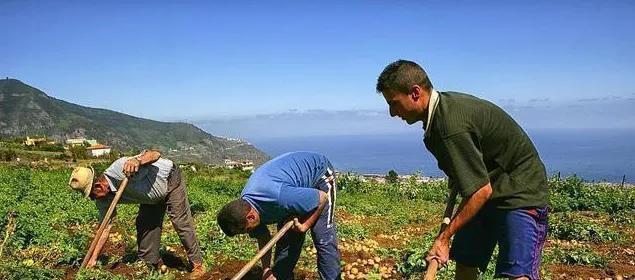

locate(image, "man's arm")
[[292, 190, 328, 233], [123, 150, 161, 176], [426, 182, 492, 265]]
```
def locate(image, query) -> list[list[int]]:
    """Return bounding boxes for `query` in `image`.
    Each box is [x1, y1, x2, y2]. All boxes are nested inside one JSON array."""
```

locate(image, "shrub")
[[0, 148, 17, 161], [544, 246, 608, 267], [549, 175, 635, 214], [549, 213, 621, 242], [0, 262, 62, 280], [337, 173, 370, 194]]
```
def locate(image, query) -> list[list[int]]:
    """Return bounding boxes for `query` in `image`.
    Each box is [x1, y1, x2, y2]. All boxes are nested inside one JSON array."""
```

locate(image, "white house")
[[86, 144, 111, 157], [66, 138, 98, 147], [224, 159, 254, 172]]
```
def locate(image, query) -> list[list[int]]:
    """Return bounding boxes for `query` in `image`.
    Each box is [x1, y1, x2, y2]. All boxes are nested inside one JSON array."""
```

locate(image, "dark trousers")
[[136, 166, 203, 265]]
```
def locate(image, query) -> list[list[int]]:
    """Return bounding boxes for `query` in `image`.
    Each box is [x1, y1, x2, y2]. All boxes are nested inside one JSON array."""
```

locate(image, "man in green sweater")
[[375, 60, 548, 280]]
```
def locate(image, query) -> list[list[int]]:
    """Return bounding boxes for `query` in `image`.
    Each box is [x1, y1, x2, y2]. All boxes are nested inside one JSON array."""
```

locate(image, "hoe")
[[80, 177, 129, 268], [227, 220, 295, 280], [424, 188, 458, 280]]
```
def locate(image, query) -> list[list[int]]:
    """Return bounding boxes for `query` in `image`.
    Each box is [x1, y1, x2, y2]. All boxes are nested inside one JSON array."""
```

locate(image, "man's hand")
[[123, 157, 141, 176], [425, 237, 450, 267], [292, 217, 310, 233], [262, 267, 276, 280]]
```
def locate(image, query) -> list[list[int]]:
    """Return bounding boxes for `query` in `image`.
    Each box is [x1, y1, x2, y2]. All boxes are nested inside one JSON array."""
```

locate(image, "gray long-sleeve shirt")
[[96, 157, 174, 220]]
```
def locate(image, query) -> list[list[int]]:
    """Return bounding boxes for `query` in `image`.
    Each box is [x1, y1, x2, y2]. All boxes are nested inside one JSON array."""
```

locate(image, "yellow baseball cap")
[[68, 166, 94, 198]]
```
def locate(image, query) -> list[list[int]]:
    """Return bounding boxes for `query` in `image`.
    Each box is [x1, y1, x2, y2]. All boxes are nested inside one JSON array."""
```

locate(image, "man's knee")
[[455, 262, 479, 280]]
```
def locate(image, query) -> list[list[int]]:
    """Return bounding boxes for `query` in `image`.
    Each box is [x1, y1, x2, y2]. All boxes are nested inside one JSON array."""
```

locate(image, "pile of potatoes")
[[108, 232, 124, 243], [342, 257, 397, 279], [376, 233, 411, 244], [338, 238, 380, 253]]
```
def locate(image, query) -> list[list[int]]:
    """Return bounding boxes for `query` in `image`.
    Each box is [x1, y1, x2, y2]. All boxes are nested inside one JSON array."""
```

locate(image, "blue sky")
[[1, 1, 635, 138]]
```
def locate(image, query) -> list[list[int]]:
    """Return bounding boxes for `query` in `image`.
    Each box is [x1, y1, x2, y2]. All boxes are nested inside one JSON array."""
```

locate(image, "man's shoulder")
[[270, 151, 328, 167], [435, 91, 501, 134], [242, 174, 282, 196], [432, 92, 478, 137], [440, 91, 494, 108]]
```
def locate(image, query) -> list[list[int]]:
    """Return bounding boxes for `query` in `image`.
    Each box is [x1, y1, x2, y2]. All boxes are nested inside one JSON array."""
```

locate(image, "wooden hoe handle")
[[229, 220, 295, 280], [81, 177, 129, 268], [424, 188, 458, 280]]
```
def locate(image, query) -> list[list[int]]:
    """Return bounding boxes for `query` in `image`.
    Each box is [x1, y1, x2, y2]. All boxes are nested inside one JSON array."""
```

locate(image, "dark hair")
[[376, 60, 433, 94], [217, 199, 251, 236]]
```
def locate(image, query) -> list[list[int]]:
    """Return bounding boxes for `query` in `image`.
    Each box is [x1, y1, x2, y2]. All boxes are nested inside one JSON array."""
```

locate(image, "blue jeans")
[[450, 206, 548, 280]]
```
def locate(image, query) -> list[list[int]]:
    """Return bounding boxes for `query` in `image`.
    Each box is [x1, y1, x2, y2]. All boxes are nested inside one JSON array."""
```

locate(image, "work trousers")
[[136, 165, 203, 265]]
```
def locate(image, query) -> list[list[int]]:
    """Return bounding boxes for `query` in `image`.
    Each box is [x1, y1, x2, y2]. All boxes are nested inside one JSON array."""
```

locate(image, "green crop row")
[[0, 165, 631, 279]]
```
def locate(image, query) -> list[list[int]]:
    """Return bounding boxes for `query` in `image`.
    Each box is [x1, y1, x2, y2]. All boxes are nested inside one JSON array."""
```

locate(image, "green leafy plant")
[[549, 213, 621, 242], [544, 246, 608, 267]]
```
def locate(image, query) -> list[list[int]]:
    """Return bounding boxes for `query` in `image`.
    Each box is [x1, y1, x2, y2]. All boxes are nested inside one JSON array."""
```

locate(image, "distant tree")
[[69, 145, 87, 160], [0, 149, 17, 161], [35, 142, 65, 152], [108, 149, 122, 161], [386, 170, 399, 184]]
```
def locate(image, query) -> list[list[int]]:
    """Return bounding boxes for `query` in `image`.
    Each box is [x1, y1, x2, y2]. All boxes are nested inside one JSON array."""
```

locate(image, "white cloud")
[[194, 97, 635, 140]]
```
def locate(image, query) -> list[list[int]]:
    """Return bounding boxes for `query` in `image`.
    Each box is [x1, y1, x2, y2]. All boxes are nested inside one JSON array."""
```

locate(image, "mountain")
[[0, 78, 270, 165]]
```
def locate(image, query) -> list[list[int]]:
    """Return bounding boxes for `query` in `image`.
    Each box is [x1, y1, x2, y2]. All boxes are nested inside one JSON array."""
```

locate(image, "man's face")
[[89, 175, 110, 200], [244, 208, 260, 230], [382, 87, 426, 125]]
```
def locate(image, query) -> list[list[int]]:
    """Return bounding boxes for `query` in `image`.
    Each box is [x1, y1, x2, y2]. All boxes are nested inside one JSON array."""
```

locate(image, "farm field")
[[0, 163, 634, 280]]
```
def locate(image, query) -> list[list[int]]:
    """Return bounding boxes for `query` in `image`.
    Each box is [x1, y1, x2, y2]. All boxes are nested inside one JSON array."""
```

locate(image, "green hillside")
[[0, 78, 269, 165]]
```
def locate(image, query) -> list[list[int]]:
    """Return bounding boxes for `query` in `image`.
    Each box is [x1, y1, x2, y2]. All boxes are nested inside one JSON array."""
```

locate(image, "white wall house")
[[86, 144, 111, 157]]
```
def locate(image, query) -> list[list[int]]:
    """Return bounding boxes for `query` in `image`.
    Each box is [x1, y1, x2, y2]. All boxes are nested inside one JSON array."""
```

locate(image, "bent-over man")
[[217, 151, 341, 280], [68, 150, 204, 279]]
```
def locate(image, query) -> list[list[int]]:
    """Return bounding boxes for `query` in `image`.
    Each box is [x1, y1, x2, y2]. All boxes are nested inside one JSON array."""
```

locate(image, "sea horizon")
[[248, 128, 635, 184]]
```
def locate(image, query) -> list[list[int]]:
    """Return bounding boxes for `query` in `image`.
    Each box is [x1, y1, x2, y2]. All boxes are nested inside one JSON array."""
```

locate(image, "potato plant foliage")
[[0, 165, 633, 279]]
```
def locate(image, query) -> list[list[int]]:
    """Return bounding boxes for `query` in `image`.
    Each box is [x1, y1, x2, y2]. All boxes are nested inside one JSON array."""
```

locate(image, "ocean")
[[249, 128, 635, 183]]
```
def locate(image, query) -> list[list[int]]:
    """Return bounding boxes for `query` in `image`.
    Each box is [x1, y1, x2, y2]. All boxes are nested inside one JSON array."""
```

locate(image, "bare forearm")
[[137, 150, 161, 165], [300, 191, 328, 229], [438, 183, 492, 242]]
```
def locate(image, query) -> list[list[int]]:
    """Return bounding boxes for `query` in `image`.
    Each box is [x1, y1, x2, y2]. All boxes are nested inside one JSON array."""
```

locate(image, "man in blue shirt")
[[217, 151, 341, 280]]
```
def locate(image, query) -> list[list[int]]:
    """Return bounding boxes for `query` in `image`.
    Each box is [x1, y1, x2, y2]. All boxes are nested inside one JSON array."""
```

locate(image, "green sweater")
[[424, 92, 548, 209]]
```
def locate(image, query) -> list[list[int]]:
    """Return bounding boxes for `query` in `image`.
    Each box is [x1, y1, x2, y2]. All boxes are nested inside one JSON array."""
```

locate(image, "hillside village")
[[22, 135, 111, 158], [4, 136, 446, 181], [0, 135, 258, 171]]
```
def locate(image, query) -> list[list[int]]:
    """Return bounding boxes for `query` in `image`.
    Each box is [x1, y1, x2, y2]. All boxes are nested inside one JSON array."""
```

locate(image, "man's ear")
[[410, 85, 421, 101], [246, 207, 257, 222]]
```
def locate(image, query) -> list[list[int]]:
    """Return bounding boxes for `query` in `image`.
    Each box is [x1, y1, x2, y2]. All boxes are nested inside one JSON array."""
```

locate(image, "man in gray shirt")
[[69, 150, 204, 279]]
